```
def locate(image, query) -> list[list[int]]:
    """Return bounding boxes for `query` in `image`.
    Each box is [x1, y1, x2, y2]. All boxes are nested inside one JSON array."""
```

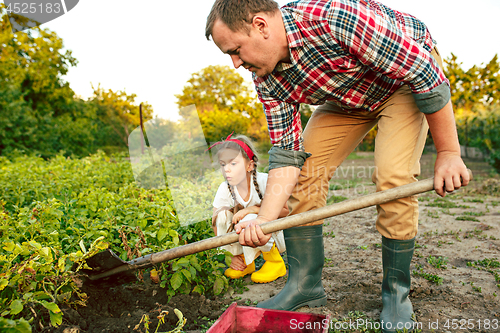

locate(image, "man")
[[206, 0, 469, 331]]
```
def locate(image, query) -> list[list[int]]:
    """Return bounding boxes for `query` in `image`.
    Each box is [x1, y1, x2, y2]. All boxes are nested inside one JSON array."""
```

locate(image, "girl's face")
[[218, 149, 253, 187]]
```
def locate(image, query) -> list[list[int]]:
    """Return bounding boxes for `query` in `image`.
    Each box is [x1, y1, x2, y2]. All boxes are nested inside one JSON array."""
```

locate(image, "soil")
[[38, 154, 500, 333]]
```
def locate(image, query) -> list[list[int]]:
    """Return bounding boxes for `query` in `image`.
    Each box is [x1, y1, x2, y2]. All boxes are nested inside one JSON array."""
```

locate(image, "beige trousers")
[[288, 49, 443, 240]]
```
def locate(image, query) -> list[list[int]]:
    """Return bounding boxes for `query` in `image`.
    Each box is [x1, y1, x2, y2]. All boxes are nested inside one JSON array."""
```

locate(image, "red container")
[[207, 302, 331, 333]]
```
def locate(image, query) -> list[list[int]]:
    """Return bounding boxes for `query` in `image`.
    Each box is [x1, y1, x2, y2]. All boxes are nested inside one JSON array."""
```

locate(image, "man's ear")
[[252, 15, 270, 38]]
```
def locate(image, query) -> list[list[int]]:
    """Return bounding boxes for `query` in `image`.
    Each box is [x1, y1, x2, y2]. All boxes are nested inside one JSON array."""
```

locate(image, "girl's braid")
[[227, 182, 239, 207], [252, 167, 263, 201]]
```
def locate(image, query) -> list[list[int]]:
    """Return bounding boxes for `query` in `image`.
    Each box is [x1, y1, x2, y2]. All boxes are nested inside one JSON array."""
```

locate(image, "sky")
[[3, 0, 500, 121]]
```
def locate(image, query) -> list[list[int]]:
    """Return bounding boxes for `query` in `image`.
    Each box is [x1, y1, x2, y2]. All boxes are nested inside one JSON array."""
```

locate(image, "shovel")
[[81, 170, 472, 282]]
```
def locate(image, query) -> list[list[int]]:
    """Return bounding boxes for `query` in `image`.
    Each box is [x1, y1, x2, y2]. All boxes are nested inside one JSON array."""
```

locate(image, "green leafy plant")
[[0, 152, 235, 331], [426, 198, 469, 209], [467, 258, 500, 288], [427, 256, 448, 269], [456, 216, 480, 222], [327, 195, 348, 205], [412, 264, 443, 285], [427, 210, 439, 219]]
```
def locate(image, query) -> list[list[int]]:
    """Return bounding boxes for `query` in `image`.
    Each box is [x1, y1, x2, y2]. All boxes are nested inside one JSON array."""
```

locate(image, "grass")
[[462, 211, 486, 216], [467, 258, 500, 288], [325, 257, 335, 267], [228, 275, 250, 295], [426, 198, 470, 209], [329, 177, 371, 191], [427, 210, 439, 219], [440, 208, 456, 215], [323, 230, 336, 238], [327, 195, 348, 204], [455, 216, 480, 222], [464, 198, 484, 203], [327, 310, 422, 333], [472, 258, 500, 269], [345, 152, 367, 160], [463, 228, 485, 238], [413, 264, 443, 285], [427, 256, 448, 269]]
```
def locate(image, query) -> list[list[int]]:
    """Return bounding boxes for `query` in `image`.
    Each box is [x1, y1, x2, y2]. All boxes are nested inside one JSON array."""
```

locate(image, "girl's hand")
[[230, 255, 247, 271], [232, 208, 250, 225]]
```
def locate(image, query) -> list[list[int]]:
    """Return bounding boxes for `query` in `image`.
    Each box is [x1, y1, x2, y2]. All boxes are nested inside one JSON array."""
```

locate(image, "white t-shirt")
[[212, 171, 286, 254], [213, 172, 268, 209]]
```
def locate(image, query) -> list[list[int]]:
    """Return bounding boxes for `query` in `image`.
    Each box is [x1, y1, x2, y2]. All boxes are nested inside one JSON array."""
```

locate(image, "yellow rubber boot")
[[251, 244, 287, 283], [224, 255, 255, 279]]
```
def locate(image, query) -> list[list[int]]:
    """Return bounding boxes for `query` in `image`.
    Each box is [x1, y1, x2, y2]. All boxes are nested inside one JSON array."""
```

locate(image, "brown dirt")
[[35, 276, 234, 333], [38, 154, 500, 333], [238, 153, 500, 332]]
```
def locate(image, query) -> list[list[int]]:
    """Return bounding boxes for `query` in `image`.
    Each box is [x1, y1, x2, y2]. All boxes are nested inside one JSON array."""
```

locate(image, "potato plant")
[[0, 152, 230, 332]]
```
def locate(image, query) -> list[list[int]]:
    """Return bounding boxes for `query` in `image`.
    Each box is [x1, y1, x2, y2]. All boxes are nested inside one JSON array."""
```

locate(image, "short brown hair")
[[205, 0, 280, 40]]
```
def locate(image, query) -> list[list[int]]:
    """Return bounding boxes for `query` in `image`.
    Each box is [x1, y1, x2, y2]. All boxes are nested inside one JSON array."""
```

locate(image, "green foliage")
[[0, 236, 108, 331], [467, 259, 500, 288], [89, 85, 154, 147], [427, 256, 448, 269], [413, 264, 443, 285], [468, 258, 500, 269], [445, 53, 500, 173], [425, 198, 469, 209], [455, 216, 480, 222], [455, 104, 500, 173], [0, 5, 155, 158], [327, 195, 348, 205], [445, 54, 500, 110], [426, 210, 439, 219], [0, 153, 232, 331], [175, 65, 268, 143]]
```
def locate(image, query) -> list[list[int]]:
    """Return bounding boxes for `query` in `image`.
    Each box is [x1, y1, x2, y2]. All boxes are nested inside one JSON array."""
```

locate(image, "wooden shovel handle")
[[150, 169, 472, 261], [89, 170, 472, 280]]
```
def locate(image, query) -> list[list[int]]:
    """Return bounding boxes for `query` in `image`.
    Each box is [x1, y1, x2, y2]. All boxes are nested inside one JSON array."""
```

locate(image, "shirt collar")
[[275, 8, 303, 72]]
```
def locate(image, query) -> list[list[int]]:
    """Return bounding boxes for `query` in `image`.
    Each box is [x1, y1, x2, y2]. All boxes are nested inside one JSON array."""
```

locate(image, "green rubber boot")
[[257, 225, 327, 311], [380, 236, 416, 333]]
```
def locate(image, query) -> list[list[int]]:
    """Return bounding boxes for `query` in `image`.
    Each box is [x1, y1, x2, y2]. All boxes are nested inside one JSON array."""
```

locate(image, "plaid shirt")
[[254, 0, 449, 152]]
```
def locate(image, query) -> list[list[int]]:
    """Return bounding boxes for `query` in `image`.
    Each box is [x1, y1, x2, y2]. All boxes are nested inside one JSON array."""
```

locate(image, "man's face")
[[212, 19, 278, 77]]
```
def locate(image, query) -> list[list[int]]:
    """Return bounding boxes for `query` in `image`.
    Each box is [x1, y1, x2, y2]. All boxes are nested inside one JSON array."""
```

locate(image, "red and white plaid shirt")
[[254, 0, 448, 152]]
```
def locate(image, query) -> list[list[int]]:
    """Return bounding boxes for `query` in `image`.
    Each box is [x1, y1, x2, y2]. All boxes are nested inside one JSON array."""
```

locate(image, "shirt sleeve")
[[254, 80, 304, 151], [213, 182, 233, 208], [254, 78, 312, 169], [326, 0, 450, 113]]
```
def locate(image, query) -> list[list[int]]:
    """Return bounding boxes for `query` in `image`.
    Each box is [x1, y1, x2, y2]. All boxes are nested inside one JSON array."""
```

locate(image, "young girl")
[[209, 133, 288, 283]]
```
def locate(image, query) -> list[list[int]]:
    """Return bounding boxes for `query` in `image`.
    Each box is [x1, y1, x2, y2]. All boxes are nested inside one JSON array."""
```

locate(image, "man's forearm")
[[258, 166, 300, 222], [425, 99, 470, 196], [425, 100, 461, 155]]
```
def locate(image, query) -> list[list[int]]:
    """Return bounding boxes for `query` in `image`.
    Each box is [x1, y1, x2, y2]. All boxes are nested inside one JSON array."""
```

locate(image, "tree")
[[0, 4, 154, 157], [0, 6, 77, 118], [444, 53, 500, 171], [0, 6, 91, 157], [443, 54, 500, 153], [444, 53, 500, 112], [175, 65, 267, 143], [89, 85, 154, 147]]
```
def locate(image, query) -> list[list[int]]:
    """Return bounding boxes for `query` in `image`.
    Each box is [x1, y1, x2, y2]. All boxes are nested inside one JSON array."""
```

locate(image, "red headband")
[[206, 132, 255, 161]]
